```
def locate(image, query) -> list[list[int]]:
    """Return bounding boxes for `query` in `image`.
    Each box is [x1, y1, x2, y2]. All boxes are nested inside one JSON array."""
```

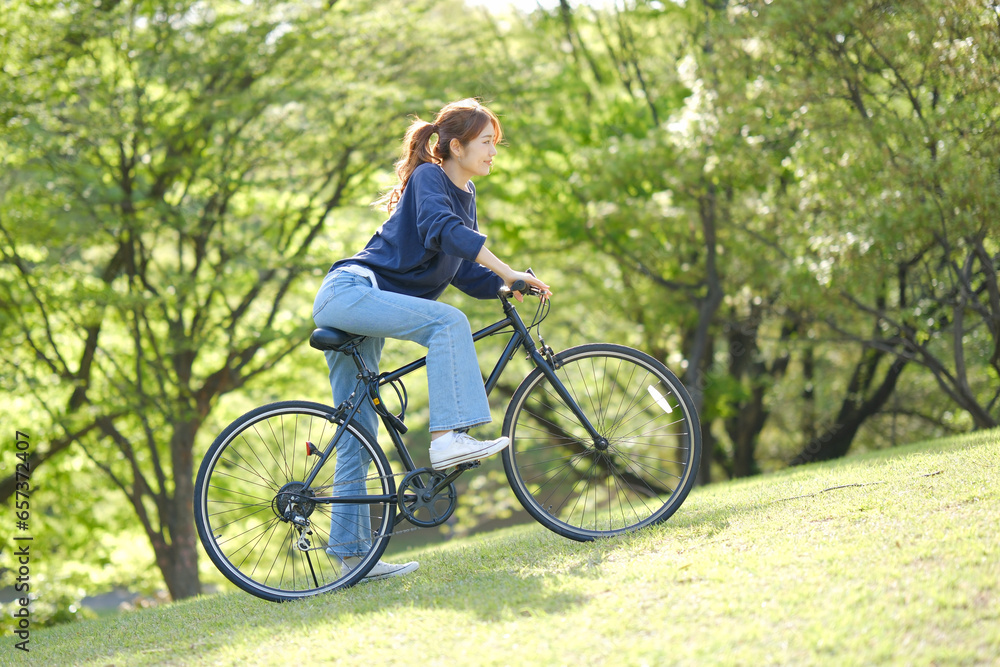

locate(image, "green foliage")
[[0, 0, 527, 599], [736, 0, 1000, 429], [2, 0, 998, 608], [0, 572, 96, 633], [486, 0, 999, 480]]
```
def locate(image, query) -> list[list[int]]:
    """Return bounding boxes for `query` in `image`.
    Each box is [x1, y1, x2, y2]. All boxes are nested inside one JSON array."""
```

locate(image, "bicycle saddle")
[[309, 327, 365, 352]]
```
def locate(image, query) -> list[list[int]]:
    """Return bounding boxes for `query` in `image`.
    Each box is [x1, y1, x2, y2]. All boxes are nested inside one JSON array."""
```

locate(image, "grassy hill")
[[10, 430, 999, 666]]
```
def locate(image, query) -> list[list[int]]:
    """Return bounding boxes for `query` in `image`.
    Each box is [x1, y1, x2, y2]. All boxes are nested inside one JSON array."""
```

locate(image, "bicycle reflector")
[[647, 385, 674, 414], [305, 441, 321, 457]]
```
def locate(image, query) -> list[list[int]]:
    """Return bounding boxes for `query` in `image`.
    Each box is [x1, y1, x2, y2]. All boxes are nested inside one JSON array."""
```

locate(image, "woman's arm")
[[474, 246, 552, 301], [451, 260, 505, 300]]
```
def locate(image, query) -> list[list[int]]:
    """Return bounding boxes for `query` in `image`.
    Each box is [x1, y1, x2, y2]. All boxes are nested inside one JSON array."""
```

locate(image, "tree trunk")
[[686, 184, 724, 486], [163, 420, 201, 599], [791, 353, 907, 465], [691, 335, 718, 485], [125, 418, 202, 600], [724, 310, 792, 478], [700, 416, 717, 484], [729, 388, 767, 478], [158, 532, 201, 600], [724, 307, 762, 477], [800, 345, 817, 443]]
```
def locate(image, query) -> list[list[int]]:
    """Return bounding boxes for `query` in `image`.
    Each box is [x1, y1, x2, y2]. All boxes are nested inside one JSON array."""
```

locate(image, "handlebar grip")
[[510, 279, 529, 294]]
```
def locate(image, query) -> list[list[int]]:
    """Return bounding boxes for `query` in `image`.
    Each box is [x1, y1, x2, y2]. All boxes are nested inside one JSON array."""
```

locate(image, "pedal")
[[457, 461, 481, 471]]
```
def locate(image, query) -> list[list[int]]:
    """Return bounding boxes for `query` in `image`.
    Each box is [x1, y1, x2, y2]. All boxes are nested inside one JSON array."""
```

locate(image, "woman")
[[313, 99, 550, 581]]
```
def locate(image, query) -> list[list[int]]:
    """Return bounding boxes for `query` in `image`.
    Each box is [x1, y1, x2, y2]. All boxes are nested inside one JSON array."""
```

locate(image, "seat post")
[[349, 344, 375, 380]]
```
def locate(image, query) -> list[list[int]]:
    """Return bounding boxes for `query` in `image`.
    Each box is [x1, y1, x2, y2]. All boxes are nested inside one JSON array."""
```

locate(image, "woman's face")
[[451, 123, 498, 179]]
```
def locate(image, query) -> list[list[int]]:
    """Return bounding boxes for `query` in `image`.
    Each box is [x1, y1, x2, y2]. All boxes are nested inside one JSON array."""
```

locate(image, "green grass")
[[11, 430, 999, 666]]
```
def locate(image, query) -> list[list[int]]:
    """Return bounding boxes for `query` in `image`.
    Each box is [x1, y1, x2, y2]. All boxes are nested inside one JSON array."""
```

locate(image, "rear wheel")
[[194, 400, 395, 601], [502, 344, 701, 540]]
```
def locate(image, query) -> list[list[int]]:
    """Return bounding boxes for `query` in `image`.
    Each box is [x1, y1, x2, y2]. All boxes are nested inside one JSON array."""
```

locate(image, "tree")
[[490, 0, 998, 479], [490, 0, 814, 481], [746, 0, 1000, 431], [0, 0, 497, 598]]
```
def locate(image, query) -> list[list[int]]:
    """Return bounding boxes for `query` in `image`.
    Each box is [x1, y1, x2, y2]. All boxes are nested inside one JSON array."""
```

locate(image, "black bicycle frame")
[[304, 292, 603, 505]]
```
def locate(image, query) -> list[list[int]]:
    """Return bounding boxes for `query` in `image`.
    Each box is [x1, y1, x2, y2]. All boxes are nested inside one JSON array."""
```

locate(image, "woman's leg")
[[314, 272, 385, 558], [313, 269, 499, 559], [314, 272, 492, 432], [323, 337, 383, 558]]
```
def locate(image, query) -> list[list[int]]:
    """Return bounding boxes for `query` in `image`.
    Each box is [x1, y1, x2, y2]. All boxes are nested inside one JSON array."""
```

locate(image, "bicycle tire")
[[501, 344, 701, 540], [194, 400, 395, 601]]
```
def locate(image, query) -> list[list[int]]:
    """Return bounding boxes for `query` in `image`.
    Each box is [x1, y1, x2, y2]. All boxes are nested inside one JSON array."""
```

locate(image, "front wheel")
[[502, 344, 701, 540], [194, 400, 396, 601]]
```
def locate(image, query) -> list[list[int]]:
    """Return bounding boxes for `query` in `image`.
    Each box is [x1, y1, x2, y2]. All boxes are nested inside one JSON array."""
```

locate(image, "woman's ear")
[[449, 137, 463, 157]]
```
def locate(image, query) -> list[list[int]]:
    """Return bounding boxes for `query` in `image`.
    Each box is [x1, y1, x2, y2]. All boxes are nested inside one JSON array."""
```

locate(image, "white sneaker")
[[341, 556, 419, 582], [428, 431, 510, 470]]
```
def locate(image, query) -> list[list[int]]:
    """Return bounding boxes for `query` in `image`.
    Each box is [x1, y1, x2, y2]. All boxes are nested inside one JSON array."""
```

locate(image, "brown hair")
[[376, 98, 503, 213]]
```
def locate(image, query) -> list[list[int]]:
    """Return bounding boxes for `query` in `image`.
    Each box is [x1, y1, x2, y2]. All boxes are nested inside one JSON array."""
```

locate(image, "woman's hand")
[[506, 270, 551, 302], [475, 246, 552, 302]]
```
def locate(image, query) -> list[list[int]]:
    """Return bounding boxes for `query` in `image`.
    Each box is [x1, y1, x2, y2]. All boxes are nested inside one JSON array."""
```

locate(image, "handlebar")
[[500, 279, 543, 299], [498, 271, 551, 329], [511, 279, 533, 295], [500, 268, 544, 299]]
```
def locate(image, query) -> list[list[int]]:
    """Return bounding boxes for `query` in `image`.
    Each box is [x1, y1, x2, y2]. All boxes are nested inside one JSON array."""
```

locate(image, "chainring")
[[397, 469, 458, 528]]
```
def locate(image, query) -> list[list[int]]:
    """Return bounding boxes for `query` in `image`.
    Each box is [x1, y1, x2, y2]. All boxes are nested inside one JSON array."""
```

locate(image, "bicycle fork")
[[495, 302, 607, 451], [526, 345, 609, 450]]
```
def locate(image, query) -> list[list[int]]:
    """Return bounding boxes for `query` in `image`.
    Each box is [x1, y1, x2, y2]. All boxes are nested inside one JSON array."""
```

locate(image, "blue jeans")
[[312, 269, 493, 557]]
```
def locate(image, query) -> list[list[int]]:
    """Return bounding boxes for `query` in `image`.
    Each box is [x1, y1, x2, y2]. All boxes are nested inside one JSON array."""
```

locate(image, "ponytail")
[[375, 121, 438, 214], [375, 99, 503, 214]]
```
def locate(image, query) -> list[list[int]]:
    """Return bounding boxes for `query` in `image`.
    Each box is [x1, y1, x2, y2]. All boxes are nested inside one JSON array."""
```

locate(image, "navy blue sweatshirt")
[[331, 162, 504, 301]]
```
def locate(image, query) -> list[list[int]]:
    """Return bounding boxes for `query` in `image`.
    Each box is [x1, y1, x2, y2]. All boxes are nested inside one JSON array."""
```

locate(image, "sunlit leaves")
[[1, 0, 506, 598]]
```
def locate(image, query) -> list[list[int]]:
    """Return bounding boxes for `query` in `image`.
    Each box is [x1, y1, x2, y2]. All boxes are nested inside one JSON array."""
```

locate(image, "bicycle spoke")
[[195, 402, 397, 601], [504, 344, 701, 539], [207, 503, 274, 531]]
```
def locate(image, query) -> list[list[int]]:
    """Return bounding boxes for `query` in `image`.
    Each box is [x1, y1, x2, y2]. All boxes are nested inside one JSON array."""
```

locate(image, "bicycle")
[[194, 280, 702, 602]]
